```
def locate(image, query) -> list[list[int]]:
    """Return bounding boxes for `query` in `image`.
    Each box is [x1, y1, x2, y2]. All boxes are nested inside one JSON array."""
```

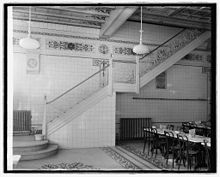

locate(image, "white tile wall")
[[13, 53, 99, 124], [116, 64, 209, 132], [48, 93, 116, 149]]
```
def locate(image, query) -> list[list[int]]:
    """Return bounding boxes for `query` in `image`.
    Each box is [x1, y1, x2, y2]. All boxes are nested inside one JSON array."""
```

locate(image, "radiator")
[[120, 118, 152, 140], [13, 110, 32, 132]]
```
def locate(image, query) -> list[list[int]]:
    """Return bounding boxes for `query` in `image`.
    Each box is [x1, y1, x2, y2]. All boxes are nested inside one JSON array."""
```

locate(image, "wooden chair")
[[143, 127, 153, 155], [150, 128, 166, 158], [176, 134, 199, 170], [203, 139, 211, 171], [167, 124, 174, 130]]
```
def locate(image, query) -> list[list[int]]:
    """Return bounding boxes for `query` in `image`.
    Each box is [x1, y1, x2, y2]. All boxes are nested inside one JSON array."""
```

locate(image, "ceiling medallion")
[[98, 44, 109, 54]]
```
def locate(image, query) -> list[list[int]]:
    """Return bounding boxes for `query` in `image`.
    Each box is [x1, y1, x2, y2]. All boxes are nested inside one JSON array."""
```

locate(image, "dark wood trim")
[[133, 97, 208, 101]]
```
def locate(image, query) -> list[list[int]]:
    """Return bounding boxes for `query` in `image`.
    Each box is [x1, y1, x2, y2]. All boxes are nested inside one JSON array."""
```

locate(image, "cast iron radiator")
[[120, 118, 152, 140], [13, 110, 32, 132]]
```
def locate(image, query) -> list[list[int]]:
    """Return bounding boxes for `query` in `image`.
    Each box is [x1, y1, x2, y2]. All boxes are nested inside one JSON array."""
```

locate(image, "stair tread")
[[13, 140, 49, 148], [13, 135, 35, 141], [14, 144, 58, 156]]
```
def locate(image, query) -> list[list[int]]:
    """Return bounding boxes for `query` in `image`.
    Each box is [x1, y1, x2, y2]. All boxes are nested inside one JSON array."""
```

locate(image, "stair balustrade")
[[43, 62, 111, 137], [139, 28, 203, 77]]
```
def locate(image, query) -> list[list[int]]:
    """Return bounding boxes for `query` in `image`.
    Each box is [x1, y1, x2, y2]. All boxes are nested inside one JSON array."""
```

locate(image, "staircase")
[[45, 63, 112, 137], [13, 135, 58, 161], [47, 86, 109, 136], [139, 29, 211, 88]]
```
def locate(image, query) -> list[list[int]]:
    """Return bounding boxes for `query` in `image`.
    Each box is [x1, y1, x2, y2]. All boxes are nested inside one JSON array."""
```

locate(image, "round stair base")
[[20, 144, 58, 161]]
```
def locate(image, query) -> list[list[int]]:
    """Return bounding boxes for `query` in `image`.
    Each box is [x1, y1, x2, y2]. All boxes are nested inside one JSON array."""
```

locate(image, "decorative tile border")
[[13, 29, 154, 46], [101, 147, 140, 170], [119, 144, 168, 170], [40, 162, 98, 170], [47, 40, 94, 52], [92, 59, 109, 66], [182, 53, 203, 62], [114, 47, 135, 56]]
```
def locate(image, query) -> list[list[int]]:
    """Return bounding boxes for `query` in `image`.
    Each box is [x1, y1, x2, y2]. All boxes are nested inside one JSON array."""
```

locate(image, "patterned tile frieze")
[[113, 47, 135, 56], [46, 40, 94, 52], [13, 29, 156, 46], [92, 59, 109, 66]]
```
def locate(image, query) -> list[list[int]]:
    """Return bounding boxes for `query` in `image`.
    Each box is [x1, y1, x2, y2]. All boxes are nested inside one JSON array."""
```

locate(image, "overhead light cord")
[[28, 6, 31, 37], [140, 6, 143, 45]]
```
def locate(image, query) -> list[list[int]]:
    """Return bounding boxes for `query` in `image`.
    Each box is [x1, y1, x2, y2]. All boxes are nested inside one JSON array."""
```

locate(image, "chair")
[[167, 124, 174, 130], [203, 139, 211, 171], [150, 128, 167, 158], [143, 127, 153, 155], [164, 131, 176, 169], [176, 134, 199, 170]]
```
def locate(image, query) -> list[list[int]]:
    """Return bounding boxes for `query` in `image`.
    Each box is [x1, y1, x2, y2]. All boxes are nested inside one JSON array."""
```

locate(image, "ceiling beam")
[[13, 9, 106, 23], [99, 6, 138, 38], [13, 17, 101, 29], [36, 6, 111, 17], [130, 12, 211, 30]]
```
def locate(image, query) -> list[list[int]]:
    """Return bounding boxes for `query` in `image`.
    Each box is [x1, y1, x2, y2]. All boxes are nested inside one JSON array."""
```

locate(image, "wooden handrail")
[[139, 28, 186, 60], [47, 64, 110, 104]]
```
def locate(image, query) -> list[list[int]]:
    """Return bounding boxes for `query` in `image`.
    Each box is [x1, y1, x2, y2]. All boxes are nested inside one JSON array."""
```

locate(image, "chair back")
[[203, 139, 211, 170], [167, 124, 174, 130]]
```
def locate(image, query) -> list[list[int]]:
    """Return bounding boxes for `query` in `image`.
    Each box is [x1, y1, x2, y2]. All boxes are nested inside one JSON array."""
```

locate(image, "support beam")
[[100, 6, 138, 38], [130, 13, 211, 30]]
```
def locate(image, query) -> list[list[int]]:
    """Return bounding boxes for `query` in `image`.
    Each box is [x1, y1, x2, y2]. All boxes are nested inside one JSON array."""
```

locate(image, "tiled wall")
[[116, 63, 210, 134], [48, 93, 116, 149], [13, 53, 99, 124], [12, 19, 211, 147]]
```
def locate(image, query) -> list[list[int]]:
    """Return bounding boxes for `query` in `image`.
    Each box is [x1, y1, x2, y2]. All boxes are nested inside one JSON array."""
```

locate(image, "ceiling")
[[12, 5, 212, 38]]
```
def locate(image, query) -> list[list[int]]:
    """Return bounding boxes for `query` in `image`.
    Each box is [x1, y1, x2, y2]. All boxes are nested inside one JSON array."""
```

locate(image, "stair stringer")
[[47, 86, 109, 136], [140, 31, 211, 88]]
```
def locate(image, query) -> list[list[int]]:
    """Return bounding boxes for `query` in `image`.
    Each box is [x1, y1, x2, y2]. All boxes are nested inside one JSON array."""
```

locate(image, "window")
[[156, 72, 166, 89]]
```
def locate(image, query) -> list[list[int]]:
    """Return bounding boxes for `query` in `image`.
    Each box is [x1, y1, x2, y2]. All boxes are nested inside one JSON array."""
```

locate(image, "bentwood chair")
[[151, 128, 166, 158], [167, 124, 174, 131], [176, 134, 199, 170], [203, 139, 211, 171], [143, 127, 153, 155]]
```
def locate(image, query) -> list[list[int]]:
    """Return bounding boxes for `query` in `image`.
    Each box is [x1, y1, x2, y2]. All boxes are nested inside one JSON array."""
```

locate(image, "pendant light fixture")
[[133, 6, 149, 55], [19, 6, 40, 49]]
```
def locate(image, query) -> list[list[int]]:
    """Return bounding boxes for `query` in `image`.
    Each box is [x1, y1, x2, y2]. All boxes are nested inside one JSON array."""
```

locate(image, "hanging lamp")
[[19, 6, 40, 49], [133, 6, 149, 55]]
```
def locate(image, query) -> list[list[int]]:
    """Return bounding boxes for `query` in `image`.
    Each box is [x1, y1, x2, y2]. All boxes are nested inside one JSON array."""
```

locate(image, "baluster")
[[42, 95, 47, 139], [108, 55, 113, 95]]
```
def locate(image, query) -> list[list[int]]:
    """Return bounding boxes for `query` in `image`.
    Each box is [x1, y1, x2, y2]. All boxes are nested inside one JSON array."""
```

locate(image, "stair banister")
[[108, 55, 113, 95], [42, 95, 47, 138], [135, 55, 140, 94]]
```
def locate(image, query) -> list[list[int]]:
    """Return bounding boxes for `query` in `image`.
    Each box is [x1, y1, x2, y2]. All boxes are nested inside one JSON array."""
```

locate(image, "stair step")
[[15, 144, 58, 161], [13, 140, 49, 153], [13, 131, 30, 136]]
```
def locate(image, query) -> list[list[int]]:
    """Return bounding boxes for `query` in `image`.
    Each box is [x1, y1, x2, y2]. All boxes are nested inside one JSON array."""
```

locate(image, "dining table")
[[143, 127, 211, 169], [144, 127, 211, 145]]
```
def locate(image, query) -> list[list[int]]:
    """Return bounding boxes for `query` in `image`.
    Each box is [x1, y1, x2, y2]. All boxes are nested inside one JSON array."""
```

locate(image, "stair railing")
[[42, 61, 111, 138], [138, 28, 203, 77]]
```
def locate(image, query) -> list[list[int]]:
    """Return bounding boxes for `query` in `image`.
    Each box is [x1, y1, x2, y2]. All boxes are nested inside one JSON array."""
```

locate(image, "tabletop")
[[144, 127, 211, 147]]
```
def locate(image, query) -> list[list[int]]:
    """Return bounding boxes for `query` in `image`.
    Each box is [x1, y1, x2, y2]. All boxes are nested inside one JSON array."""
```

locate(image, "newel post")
[[136, 56, 140, 94], [42, 95, 47, 139], [108, 54, 113, 95]]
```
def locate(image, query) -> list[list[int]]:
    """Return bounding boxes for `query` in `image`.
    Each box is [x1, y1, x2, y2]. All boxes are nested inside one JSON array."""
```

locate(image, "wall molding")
[[133, 97, 208, 101]]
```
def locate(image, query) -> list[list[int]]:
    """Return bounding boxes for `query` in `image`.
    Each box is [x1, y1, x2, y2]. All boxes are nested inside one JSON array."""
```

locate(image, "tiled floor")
[[15, 147, 123, 170], [119, 140, 210, 171], [14, 140, 209, 171]]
